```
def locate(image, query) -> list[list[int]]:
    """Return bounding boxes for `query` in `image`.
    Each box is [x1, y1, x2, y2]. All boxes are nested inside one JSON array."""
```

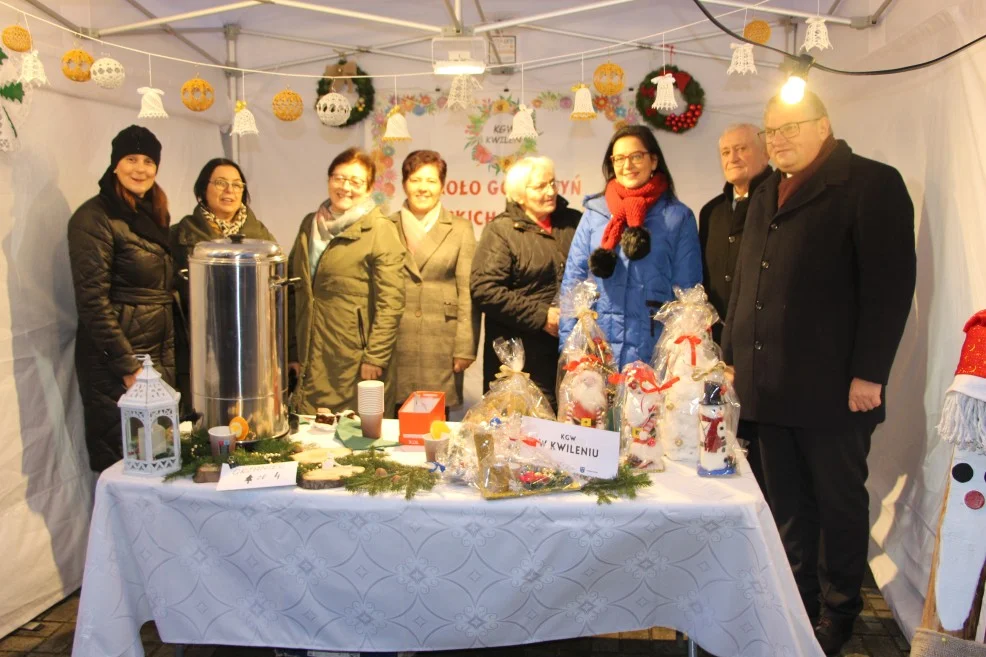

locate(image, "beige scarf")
[[399, 202, 442, 254]]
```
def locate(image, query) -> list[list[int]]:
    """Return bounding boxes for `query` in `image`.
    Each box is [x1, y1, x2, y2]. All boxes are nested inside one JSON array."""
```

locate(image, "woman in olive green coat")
[[170, 158, 277, 415], [389, 150, 478, 411], [288, 148, 406, 416]]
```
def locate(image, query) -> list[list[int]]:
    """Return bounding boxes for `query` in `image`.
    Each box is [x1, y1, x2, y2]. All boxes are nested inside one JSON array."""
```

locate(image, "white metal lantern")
[[316, 92, 351, 126], [91, 56, 125, 89], [117, 355, 182, 476]]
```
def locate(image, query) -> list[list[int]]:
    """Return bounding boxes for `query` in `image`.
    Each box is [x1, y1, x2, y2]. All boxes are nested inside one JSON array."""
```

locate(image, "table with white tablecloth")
[[72, 421, 822, 657]]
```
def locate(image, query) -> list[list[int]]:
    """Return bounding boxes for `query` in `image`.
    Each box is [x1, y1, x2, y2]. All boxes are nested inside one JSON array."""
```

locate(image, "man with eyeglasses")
[[722, 91, 916, 655]]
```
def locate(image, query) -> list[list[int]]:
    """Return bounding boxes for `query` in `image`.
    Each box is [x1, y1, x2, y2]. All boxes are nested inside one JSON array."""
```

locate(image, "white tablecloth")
[[73, 421, 822, 657]]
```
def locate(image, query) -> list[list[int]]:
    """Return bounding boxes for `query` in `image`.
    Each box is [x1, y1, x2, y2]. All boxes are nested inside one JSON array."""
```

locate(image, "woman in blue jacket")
[[559, 125, 702, 368]]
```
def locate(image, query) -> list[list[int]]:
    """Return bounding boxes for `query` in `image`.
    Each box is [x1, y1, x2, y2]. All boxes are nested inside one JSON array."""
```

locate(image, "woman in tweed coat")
[[389, 151, 479, 411]]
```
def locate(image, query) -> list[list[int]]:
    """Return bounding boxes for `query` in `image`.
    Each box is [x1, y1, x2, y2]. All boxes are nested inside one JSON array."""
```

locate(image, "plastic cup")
[[208, 426, 235, 458], [424, 436, 450, 463], [361, 412, 383, 440], [358, 380, 385, 414]]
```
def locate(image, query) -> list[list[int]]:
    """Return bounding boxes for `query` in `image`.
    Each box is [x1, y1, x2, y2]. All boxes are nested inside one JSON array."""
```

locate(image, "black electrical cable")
[[690, 0, 986, 75]]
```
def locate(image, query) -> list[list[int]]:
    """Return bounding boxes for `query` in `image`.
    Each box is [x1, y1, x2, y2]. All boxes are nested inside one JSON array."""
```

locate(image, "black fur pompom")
[[621, 226, 651, 260], [589, 247, 618, 278]]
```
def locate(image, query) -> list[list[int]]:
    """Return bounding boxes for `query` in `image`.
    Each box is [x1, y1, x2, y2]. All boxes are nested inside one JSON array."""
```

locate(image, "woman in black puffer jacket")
[[68, 125, 175, 472]]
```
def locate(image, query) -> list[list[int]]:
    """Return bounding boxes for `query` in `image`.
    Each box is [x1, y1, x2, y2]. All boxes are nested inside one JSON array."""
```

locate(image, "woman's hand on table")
[[453, 358, 474, 374], [361, 363, 383, 380]]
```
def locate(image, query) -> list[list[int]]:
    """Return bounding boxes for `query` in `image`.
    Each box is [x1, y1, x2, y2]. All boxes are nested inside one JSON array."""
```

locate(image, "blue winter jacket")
[[559, 192, 703, 369]]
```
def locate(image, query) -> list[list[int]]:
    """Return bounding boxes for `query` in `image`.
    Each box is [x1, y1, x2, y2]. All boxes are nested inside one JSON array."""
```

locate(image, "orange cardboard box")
[[398, 391, 446, 445]]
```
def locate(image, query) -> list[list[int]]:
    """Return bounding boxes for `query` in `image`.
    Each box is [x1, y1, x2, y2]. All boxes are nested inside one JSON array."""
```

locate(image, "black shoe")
[[814, 615, 854, 656]]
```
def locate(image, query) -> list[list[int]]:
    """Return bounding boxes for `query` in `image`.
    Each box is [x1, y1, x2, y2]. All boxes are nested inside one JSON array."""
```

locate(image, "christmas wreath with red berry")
[[635, 65, 705, 134]]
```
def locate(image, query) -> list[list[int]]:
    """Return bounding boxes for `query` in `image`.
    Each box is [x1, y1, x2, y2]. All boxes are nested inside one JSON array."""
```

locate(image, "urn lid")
[[190, 235, 285, 264]]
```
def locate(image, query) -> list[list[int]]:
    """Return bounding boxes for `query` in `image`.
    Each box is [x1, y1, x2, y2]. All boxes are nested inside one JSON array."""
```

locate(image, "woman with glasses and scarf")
[[471, 156, 582, 410], [68, 125, 175, 471], [288, 147, 405, 416], [170, 158, 278, 415], [559, 125, 702, 370]]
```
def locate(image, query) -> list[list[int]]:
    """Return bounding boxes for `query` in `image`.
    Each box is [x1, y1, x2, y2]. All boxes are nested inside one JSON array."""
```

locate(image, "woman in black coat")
[[68, 125, 175, 472], [470, 156, 581, 410]]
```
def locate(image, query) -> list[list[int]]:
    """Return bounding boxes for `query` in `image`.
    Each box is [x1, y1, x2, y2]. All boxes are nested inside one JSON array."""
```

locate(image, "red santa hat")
[[938, 310, 986, 454]]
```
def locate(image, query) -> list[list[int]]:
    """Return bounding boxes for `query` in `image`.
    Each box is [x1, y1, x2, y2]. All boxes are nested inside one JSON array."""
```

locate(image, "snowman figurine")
[[697, 380, 737, 476]]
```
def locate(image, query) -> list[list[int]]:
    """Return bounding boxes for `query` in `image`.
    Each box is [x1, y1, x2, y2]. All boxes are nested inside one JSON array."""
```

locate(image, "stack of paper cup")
[[357, 380, 385, 439]]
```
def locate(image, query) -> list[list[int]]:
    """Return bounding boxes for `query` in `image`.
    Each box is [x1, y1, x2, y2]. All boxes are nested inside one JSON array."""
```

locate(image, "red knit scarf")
[[601, 174, 668, 250]]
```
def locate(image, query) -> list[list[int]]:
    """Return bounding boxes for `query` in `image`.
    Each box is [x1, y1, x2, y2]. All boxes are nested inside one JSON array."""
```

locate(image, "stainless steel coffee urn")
[[188, 237, 290, 439]]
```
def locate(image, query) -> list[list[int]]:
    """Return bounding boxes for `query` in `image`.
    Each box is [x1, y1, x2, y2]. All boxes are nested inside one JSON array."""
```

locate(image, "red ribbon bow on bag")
[[674, 334, 703, 367]]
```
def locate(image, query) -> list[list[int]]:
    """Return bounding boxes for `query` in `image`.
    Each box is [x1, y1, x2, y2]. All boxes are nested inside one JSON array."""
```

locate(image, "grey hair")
[[503, 156, 555, 203], [719, 123, 766, 152]]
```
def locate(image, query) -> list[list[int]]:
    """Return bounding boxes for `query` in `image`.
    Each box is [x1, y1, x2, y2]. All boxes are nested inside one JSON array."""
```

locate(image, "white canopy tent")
[[0, 0, 983, 642]]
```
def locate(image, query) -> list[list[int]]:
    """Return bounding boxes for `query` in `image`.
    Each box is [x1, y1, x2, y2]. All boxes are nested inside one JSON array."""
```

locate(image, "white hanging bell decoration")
[[802, 17, 833, 51], [91, 56, 125, 89], [727, 43, 757, 75], [570, 83, 596, 120], [446, 74, 482, 111], [316, 92, 351, 127], [382, 107, 411, 142], [651, 73, 678, 112], [231, 100, 259, 137], [18, 50, 48, 88], [509, 104, 538, 141], [137, 87, 168, 119]]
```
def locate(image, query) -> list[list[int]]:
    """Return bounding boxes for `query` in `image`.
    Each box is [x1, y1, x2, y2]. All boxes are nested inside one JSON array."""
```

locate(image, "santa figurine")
[[558, 359, 611, 430], [616, 361, 665, 472], [912, 310, 986, 652]]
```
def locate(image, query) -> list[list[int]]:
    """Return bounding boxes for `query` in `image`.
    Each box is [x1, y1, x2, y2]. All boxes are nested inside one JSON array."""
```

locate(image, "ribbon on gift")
[[691, 360, 726, 382], [495, 363, 531, 380], [562, 354, 603, 372], [674, 334, 703, 366]]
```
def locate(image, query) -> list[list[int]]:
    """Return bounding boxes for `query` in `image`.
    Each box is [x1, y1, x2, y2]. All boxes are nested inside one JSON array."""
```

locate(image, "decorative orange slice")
[[228, 416, 250, 440]]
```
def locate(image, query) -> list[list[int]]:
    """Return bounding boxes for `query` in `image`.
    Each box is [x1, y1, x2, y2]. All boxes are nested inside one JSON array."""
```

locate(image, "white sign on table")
[[521, 417, 620, 479], [215, 462, 299, 491]]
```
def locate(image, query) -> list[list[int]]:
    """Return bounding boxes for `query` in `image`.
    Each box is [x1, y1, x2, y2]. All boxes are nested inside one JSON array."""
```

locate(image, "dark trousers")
[[758, 418, 875, 621], [738, 420, 767, 502]]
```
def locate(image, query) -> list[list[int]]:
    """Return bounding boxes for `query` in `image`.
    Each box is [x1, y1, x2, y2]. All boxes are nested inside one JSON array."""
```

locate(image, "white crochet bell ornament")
[[651, 73, 678, 112], [509, 104, 538, 141], [802, 17, 833, 52], [382, 107, 411, 142], [91, 56, 125, 89], [446, 74, 481, 111], [18, 50, 47, 87], [316, 92, 351, 126], [137, 87, 168, 119], [570, 83, 596, 120], [231, 100, 259, 137], [727, 43, 757, 75]]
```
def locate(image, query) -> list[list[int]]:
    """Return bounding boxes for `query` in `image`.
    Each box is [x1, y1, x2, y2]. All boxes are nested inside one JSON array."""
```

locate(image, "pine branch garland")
[[581, 464, 653, 505], [337, 449, 439, 500]]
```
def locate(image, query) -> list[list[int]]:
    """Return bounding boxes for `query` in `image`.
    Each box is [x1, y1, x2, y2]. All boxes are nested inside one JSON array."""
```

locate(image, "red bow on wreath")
[[661, 67, 692, 92], [674, 334, 703, 366]]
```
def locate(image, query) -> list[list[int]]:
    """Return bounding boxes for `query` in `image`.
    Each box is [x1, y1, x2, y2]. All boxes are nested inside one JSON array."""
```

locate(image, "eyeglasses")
[[759, 118, 822, 142], [527, 180, 557, 193], [610, 151, 651, 167], [330, 174, 368, 189], [210, 179, 245, 193]]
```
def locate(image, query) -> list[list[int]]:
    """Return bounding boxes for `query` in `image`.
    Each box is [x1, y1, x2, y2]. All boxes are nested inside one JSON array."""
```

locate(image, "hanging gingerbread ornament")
[[61, 47, 94, 82], [593, 61, 624, 95], [2, 25, 31, 52], [272, 88, 303, 121], [181, 76, 215, 111]]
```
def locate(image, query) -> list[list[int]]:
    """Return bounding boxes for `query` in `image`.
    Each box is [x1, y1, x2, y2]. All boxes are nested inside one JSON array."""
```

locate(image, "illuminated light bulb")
[[780, 75, 806, 104]]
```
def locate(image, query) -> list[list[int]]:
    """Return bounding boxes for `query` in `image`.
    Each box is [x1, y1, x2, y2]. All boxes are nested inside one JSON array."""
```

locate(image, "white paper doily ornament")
[[509, 104, 538, 141], [316, 92, 351, 127], [382, 107, 411, 142], [802, 17, 833, 52], [570, 83, 596, 120], [19, 50, 48, 88], [91, 56, 125, 89], [727, 43, 757, 75], [651, 73, 679, 112], [137, 87, 168, 119], [446, 74, 481, 111], [231, 100, 258, 136]]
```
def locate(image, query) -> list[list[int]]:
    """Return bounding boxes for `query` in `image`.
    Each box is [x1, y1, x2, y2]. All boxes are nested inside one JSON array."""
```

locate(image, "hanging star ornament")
[[802, 17, 833, 52], [727, 43, 757, 75], [447, 74, 482, 111], [651, 73, 678, 112]]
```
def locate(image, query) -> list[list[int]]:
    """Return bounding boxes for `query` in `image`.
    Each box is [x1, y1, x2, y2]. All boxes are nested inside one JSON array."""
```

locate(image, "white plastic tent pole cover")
[[266, 0, 444, 33], [474, 0, 635, 34], [698, 0, 853, 26]]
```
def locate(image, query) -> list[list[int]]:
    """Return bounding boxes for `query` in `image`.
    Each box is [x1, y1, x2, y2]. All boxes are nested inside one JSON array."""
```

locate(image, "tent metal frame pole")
[[97, 1, 265, 37], [474, 0, 635, 34], [20, 0, 80, 33], [115, 0, 223, 65], [242, 32, 434, 72], [226, 25, 240, 163], [473, 0, 504, 67], [265, 0, 443, 33], [698, 0, 854, 26], [103, 27, 227, 36], [521, 22, 782, 52]]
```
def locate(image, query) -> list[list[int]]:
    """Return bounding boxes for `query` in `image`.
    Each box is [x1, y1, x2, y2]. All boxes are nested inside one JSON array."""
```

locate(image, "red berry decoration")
[[635, 65, 705, 135]]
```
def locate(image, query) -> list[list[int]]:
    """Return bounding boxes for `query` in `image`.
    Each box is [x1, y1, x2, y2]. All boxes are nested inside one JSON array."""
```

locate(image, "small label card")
[[215, 461, 299, 491], [520, 417, 620, 479]]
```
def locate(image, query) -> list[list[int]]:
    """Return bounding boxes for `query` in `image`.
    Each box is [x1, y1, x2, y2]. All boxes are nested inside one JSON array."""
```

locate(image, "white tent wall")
[[0, 1, 225, 636], [0, 0, 984, 642]]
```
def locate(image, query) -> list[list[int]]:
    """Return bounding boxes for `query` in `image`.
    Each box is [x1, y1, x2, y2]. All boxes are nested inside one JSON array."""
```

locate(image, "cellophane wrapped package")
[[613, 361, 665, 472]]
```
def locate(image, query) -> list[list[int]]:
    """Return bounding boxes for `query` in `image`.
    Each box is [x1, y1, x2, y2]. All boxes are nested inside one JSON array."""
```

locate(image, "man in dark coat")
[[722, 92, 915, 655], [699, 123, 772, 494]]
